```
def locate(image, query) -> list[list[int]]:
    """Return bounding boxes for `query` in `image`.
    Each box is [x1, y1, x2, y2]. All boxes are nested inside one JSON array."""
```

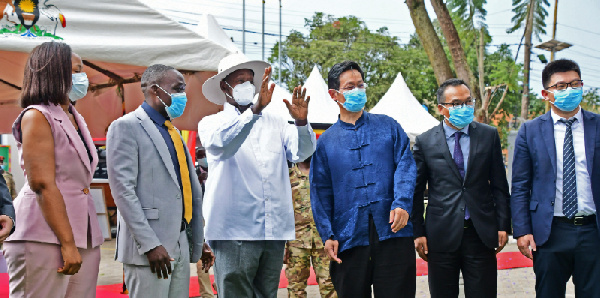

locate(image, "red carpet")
[[0, 252, 532, 297]]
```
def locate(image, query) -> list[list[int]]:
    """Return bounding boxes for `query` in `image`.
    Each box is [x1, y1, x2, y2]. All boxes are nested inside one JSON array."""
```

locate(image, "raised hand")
[[284, 85, 310, 124], [252, 66, 275, 115]]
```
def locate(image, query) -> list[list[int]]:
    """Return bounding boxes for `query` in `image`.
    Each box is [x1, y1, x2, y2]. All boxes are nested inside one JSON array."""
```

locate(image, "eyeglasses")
[[340, 83, 367, 92], [440, 99, 475, 108], [547, 80, 583, 90]]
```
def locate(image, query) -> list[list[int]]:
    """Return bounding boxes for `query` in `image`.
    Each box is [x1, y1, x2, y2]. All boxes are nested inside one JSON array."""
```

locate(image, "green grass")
[[0, 24, 63, 40]]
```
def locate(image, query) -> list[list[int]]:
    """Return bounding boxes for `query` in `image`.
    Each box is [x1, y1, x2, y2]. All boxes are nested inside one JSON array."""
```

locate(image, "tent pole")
[[262, 0, 265, 61], [242, 0, 246, 54], [279, 0, 282, 84]]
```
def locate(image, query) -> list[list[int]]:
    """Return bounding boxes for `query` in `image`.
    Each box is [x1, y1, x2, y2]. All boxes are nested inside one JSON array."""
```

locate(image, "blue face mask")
[[444, 105, 474, 129], [339, 88, 367, 112], [155, 85, 187, 119], [69, 72, 89, 102], [550, 87, 583, 112]]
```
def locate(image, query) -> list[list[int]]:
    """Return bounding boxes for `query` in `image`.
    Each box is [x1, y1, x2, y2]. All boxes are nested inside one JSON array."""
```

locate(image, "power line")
[[558, 24, 600, 37]]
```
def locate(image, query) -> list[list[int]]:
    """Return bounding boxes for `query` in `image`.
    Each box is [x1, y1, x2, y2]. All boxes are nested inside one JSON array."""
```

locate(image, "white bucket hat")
[[202, 54, 271, 105]]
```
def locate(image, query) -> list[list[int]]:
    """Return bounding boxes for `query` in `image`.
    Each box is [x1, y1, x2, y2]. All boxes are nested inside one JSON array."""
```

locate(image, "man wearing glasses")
[[512, 59, 600, 297], [311, 61, 417, 297], [412, 78, 511, 297]]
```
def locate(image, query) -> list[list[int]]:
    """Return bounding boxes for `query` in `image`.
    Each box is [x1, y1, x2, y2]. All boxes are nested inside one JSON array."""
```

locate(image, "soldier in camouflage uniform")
[[285, 157, 336, 298], [0, 157, 16, 200]]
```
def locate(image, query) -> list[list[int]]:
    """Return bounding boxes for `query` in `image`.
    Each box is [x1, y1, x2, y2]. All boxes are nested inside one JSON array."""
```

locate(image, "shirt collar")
[[442, 120, 470, 139], [224, 102, 256, 116], [551, 107, 582, 125], [338, 111, 367, 130], [142, 101, 168, 125]]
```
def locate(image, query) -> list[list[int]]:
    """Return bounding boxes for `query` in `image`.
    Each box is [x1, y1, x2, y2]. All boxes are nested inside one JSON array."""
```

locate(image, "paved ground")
[[98, 238, 576, 297]]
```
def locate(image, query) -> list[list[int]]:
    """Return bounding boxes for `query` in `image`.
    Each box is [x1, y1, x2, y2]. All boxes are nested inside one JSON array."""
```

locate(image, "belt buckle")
[[574, 216, 584, 226]]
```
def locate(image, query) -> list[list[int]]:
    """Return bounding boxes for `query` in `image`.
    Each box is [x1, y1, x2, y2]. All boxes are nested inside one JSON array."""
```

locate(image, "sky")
[[141, 0, 600, 98]]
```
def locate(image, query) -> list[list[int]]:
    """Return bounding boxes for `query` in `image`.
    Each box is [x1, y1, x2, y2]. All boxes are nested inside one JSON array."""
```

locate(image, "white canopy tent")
[[370, 72, 439, 142], [0, 0, 234, 135]]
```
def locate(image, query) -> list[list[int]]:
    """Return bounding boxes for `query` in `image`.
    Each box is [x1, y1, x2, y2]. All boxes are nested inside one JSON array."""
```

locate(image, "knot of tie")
[[164, 120, 174, 129], [559, 118, 577, 127], [454, 131, 463, 140]]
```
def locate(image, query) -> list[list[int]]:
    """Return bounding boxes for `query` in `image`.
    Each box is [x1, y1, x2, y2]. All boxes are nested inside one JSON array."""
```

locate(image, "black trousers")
[[330, 216, 416, 298], [532, 218, 600, 298], [428, 220, 497, 298]]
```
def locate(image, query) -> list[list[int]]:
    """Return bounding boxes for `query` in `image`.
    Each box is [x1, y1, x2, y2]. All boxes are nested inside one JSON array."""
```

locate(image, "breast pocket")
[[259, 129, 283, 155]]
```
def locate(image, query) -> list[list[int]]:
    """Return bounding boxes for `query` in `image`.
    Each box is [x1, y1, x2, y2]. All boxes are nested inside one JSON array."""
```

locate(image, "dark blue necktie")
[[560, 118, 578, 219], [454, 132, 469, 219]]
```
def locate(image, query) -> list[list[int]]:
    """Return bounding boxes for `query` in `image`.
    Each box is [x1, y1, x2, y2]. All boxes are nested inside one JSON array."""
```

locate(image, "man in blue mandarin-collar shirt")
[[310, 61, 417, 297]]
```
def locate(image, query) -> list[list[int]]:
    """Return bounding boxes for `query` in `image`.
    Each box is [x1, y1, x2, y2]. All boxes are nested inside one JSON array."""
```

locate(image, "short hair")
[[141, 64, 175, 95], [20, 42, 72, 108], [327, 61, 365, 90], [542, 59, 581, 89], [436, 78, 471, 104]]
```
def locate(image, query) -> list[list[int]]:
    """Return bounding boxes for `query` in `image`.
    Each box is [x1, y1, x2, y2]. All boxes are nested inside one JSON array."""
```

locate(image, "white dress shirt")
[[552, 108, 596, 216], [198, 103, 316, 240]]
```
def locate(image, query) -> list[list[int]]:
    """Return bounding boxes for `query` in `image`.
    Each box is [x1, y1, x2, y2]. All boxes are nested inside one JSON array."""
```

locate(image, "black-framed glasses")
[[340, 83, 367, 92], [547, 80, 583, 90], [440, 99, 475, 108]]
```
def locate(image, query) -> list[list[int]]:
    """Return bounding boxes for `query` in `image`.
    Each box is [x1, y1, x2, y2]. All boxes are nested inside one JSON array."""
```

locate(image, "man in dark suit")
[[511, 59, 600, 297], [412, 78, 511, 297], [0, 174, 15, 242]]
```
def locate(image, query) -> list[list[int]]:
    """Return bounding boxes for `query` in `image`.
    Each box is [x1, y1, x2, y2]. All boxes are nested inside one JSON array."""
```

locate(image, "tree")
[[507, 0, 550, 120], [269, 13, 438, 110], [405, 0, 454, 85]]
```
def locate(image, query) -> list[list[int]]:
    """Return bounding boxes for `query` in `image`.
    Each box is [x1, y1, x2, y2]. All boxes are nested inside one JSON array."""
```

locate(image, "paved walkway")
[[98, 239, 576, 297]]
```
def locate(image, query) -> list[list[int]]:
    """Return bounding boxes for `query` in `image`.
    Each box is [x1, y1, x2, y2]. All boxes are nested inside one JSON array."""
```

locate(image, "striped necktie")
[[164, 120, 193, 224], [560, 118, 578, 219]]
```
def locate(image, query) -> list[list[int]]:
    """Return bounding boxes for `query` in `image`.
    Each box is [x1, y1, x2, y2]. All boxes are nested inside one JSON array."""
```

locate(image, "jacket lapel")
[[463, 122, 479, 184], [435, 123, 463, 181], [49, 105, 92, 174], [71, 106, 98, 180], [135, 107, 179, 187], [540, 112, 557, 176], [582, 109, 597, 176]]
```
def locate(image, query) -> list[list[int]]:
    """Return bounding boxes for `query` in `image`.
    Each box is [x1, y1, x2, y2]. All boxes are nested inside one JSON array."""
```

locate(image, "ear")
[[328, 89, 339, 102], [437, 104, 445, 115], [541, 89, 549, 100]]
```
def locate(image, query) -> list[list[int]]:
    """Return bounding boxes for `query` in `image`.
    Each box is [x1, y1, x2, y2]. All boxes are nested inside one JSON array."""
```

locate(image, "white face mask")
[[69, 72, 89, 102], [226, 81, 255, 106]]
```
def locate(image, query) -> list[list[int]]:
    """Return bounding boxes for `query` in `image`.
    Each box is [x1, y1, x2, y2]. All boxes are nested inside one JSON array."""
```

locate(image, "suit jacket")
[[412, 122, 511, 252], [7, 104, 104, 248], [107, 106, 204, 266], [511, 110, 600, 246], [0, 174, 15, 231]]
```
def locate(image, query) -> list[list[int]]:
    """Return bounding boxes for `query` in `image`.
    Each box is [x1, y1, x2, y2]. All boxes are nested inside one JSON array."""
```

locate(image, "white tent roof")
[[262, 83, 294, 122], [305, 66, 339, 124], [0, 0, 231, 71], [370, 72, 439, 141], [194, 14, 241, 54]]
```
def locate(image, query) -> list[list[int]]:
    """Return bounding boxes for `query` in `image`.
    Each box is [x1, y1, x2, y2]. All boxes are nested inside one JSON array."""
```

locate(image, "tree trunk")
[[430, 0, 481, 111], [521, 0, 535, 121], [406, 0, 453, 85], [478, 28, 486, 101]]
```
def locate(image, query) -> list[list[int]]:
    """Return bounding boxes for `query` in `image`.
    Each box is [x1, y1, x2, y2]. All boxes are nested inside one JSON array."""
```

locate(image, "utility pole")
[[262, 0, 265, 61], [551, 0, 558, 61], [242, 0, 245, 54], [279, 0, 282, 84], [520, 0, 535, 122]]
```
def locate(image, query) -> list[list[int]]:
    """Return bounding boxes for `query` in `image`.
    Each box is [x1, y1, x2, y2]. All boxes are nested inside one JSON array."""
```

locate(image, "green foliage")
[[447, 0, 488, 29], [582, 88, 600, 113], [506, 0, 550, 42], [269, 13, 438, 111]]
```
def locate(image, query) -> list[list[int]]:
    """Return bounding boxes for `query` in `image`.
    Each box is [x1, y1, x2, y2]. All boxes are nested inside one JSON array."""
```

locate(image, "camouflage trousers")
[[285, 246, 337, 298]]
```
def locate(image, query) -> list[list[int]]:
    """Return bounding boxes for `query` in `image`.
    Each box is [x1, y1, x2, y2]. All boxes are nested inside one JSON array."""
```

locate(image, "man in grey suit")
[[107, 64, 213, 298]]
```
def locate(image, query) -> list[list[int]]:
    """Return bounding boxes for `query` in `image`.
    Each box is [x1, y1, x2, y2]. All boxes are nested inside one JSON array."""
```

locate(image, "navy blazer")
[[511, 109, 600, 246]]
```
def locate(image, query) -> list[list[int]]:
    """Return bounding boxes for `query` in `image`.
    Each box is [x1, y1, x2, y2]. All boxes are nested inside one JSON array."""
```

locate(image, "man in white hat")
[[198, 54, 316, 297]]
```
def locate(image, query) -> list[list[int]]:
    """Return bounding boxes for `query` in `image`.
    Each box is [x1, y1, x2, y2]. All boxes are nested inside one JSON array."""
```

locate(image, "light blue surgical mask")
[[444, 105, 474, 129], [338, 88, 367, 112], [549, 87, 583, 112], [154, 84, 187, 119], [69, 72, 89, 102], [197, 157, 208, 169]]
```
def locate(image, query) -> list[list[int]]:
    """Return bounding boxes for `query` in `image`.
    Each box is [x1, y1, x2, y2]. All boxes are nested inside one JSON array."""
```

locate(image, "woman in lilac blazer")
[[3, 42, 104, 298]]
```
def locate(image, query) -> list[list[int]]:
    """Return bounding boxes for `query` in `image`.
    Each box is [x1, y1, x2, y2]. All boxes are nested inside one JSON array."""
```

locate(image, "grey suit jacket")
[[107, 106, 204, 266]]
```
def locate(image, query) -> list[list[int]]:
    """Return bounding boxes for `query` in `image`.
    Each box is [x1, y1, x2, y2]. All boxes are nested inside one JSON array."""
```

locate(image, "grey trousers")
[[210, 240, 285, 298], [124, 230, 190, 298]]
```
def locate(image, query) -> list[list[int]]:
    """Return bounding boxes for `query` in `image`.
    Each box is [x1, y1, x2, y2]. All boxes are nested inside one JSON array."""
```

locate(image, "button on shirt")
[[198, 103, 316, 240], [442, 121, 470, 175], [551, 108, 596, 216]]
